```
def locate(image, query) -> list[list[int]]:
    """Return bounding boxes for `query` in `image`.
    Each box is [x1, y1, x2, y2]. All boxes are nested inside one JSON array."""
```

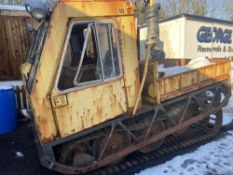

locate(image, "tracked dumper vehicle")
[[21, 0, 231, 174]]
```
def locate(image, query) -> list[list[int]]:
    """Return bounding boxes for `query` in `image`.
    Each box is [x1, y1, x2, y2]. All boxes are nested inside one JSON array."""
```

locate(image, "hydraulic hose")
[[133, 45, 152, 115], [133, 0, 157, 115]]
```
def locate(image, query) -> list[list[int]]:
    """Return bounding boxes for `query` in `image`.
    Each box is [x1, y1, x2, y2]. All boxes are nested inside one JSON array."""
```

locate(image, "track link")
[[86, 114, 223, 175]]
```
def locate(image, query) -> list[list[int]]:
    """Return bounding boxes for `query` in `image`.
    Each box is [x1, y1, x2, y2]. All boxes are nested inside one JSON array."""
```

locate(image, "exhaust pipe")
[[20, 108, 33, 119]]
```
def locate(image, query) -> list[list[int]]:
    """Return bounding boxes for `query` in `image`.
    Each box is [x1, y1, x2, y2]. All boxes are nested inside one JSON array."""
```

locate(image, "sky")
[[156, 0, 231, 21], [0, 0, 231, 21]]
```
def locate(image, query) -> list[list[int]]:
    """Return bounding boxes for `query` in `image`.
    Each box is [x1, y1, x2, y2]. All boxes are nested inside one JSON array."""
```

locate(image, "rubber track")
[[86, 121, 222, 175]]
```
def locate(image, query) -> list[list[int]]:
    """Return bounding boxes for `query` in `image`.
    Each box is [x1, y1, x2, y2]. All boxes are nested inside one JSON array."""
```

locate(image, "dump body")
[[140, 58, 231, 104]]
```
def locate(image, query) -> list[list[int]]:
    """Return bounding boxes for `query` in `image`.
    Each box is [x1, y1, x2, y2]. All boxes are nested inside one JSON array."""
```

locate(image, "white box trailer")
[[139, 14, 233, 82]]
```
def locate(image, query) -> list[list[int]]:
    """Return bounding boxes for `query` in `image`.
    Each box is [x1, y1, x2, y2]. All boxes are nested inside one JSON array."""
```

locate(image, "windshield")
[[26, 21, 49, 93]]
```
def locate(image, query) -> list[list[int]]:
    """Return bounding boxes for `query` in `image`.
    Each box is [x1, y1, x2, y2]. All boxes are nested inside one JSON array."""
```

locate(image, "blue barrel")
[[0, 86, 17, 135]]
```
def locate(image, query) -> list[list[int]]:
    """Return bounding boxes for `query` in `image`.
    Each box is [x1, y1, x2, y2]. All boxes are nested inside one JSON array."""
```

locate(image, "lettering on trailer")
[[197, 26, 233, 57], [197, 26, 232, 44], [197, 46, 233, 53]]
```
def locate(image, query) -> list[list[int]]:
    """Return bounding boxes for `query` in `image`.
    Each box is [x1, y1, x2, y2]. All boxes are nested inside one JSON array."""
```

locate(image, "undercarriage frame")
[[34, 81, 231, 174]]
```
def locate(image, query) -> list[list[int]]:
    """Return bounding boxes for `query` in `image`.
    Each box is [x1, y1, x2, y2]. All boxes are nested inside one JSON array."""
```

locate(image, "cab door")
[[51, 20, 127, 138]]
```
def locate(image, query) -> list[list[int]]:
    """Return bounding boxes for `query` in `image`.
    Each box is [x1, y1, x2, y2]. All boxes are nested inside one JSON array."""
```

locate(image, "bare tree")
[[159, 0, 207, 19], [190, 0, 207, 16], [222, 0, 233, 21]]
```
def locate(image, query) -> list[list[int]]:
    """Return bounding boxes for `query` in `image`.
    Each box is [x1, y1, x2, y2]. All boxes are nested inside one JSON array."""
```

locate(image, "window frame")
[[55, 20, 123, 94], [26, 21, 49, 93]]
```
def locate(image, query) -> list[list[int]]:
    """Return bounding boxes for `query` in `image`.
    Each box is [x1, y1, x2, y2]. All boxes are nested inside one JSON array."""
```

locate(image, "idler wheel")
[[93, 132, 130, 165], [59, 142, 95, 167], [139, 121, 166, 153]]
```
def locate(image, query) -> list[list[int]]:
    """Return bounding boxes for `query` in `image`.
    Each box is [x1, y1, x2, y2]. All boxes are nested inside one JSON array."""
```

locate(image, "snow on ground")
[[137, 92, 233, 175], [0, 5, 25, 11], [223, 92, 233, 126], [158, 64, 189, 76], [0, 80, 23, 87], [158, 57, 212, 76]]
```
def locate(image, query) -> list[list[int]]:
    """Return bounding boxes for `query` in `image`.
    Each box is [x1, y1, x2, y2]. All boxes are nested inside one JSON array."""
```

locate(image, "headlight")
[[31, 8, 47, 20], [25, 1, 49, 21]]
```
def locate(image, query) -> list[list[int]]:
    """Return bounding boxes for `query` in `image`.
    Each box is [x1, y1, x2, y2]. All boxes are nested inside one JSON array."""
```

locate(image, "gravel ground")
[[0, 122, 59, 175]]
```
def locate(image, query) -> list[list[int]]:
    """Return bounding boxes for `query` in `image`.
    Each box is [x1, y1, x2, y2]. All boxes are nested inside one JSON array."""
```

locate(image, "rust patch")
[[36, 115, 58, 144], [110, 94, 117, 107], [80, 115, 85, 129], [126, 2, 134, 14], [96, 103, 103, 120], [134, 67, 141, 92]]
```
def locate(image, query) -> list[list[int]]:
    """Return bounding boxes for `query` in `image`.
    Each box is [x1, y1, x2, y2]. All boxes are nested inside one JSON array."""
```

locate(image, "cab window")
[[57, 21, 121, 91]]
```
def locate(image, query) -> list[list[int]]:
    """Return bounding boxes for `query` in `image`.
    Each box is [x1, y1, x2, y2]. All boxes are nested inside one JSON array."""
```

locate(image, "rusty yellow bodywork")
[[21, 0, 231, 147], [21, 0, 141, 144], [140, 58, 231, 104]]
